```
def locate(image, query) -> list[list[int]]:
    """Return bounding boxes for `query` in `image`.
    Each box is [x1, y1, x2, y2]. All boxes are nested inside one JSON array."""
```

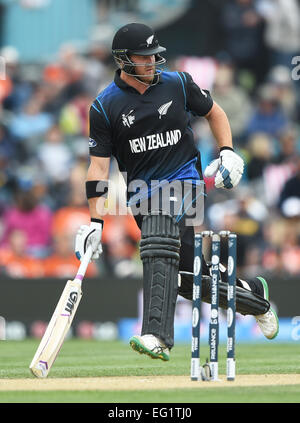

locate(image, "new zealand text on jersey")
[[129, 129, 181, 154]]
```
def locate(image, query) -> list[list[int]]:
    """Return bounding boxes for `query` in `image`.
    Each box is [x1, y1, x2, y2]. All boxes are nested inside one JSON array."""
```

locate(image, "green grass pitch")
[[0, 339, 299, 403]]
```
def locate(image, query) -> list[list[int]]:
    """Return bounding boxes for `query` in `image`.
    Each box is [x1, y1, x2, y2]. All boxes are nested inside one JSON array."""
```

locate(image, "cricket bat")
[[29, 245, 93, 378]]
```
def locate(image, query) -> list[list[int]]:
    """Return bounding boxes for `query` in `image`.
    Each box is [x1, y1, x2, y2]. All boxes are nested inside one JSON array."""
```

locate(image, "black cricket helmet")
[[112, 23, 166, 78]]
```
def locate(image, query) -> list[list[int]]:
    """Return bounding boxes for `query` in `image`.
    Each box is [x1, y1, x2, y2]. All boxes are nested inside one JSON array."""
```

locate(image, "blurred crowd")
[[0, 0, 300, 280]]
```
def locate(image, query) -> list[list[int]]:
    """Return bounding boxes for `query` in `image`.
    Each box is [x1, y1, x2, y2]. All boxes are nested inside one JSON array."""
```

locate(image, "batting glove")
[[75, 220, 103, 261], [204, 148, 244, 189]]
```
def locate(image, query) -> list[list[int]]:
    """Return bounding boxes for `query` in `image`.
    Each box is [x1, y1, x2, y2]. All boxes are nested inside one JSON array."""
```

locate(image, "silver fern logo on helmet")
[[146, 35, 154, 46]]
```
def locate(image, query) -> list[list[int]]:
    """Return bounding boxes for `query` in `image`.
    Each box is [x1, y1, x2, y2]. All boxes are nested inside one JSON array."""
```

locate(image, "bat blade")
[[29, 279, 82, 378]]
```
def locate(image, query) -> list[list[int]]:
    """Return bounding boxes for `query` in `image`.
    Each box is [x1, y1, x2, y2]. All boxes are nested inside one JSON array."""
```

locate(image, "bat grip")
[[74, 245, 93, 283]]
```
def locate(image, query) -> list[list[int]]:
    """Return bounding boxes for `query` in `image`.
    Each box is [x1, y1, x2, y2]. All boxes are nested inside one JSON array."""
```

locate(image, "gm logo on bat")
[[65, 291, 78, 315]]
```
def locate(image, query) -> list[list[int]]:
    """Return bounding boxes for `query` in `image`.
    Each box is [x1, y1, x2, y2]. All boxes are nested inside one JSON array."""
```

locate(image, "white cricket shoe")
[[129, 334, 170, 361], [255, 277, 279, 340]]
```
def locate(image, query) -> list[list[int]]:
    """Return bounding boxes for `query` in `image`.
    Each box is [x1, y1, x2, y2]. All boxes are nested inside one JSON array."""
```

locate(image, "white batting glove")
[[204, 148, 244, 189], [75, 220, 103, 261]]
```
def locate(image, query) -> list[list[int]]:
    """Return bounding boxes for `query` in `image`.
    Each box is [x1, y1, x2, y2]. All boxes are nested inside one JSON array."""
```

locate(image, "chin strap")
[[133, 73, 160, 87]]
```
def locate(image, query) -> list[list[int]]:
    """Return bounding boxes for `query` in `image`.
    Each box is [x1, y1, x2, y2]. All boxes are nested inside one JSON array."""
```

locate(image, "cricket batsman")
[[75, 23, 279, 361]]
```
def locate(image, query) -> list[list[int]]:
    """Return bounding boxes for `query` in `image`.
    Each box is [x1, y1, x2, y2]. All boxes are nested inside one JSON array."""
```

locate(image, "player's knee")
[[140, 211, 181, 262]]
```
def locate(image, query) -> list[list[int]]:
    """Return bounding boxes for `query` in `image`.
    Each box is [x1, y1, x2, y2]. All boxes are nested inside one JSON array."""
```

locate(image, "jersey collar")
[[114, 69, 162, 93]]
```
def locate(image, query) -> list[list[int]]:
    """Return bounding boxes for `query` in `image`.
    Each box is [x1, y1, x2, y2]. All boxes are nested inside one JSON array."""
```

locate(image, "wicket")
[[191, 230, 237, 382]]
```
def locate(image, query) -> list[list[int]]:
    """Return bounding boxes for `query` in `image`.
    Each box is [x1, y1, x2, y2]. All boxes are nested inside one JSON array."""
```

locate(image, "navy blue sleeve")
[[182, 72, 213, 117], [89, 103, 112, 157]]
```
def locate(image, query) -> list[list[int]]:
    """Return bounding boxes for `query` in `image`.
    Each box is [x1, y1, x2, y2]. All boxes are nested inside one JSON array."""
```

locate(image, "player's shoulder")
[[161, 70, 192, 85], [90, 80, 123, 122], [94, 80, 122, 105], [161, 70, 185, 81]]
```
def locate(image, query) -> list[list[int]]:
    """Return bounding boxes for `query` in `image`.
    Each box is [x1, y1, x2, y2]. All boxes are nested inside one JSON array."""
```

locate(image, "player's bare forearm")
[[205, 102, 233, 149], [86, 156, 110, 219], [88, 197, 106, 220]]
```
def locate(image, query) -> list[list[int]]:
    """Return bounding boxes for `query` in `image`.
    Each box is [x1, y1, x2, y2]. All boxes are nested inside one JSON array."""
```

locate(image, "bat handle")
[[74, 245, 93, 283]]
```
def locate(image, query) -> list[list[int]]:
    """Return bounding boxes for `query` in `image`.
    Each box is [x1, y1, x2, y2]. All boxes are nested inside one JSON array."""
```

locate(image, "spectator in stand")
[[207, 185, 268, 272], [69, 139, 89, 181], [280, 220, 300, 275], [9, 95, 54, 141], [82, 43, 111, 96], [68, 139, 90, 209], [0, 47, 17, 109], [0, 125, 18, 204], [0, 152, 8, 208], [1, 46, 34, 114], [220, 0, 268, 85], [41, 44, 87, 118], [275, 127, 300, 165], [59, 90, 93, 137], [245, 84, 289, 138], [0, 123, 16, 161], [51, 186, 91, 241], [233, 192, 266, 272], [262, 217, 300, 275], [257, 0, 300, 118], [0, 229, 44, 278], [43, 232, 98, 278], [55, 43, 87, 103], [37, 124, 73, 208], [0, 183, 53, 258], [257, 0, 300, 68], [38, 125, 73, 180], [101, 213, 141, 277], [41, 64, 70, 117], [278, 156, 300, 218], [0, 76, 13, 107], [246, 132, 274, 181], [261, 218, 285, 274], [212, 61, 253, 144], [29, 172, 55, 210], [267, 66, 297, 121]]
